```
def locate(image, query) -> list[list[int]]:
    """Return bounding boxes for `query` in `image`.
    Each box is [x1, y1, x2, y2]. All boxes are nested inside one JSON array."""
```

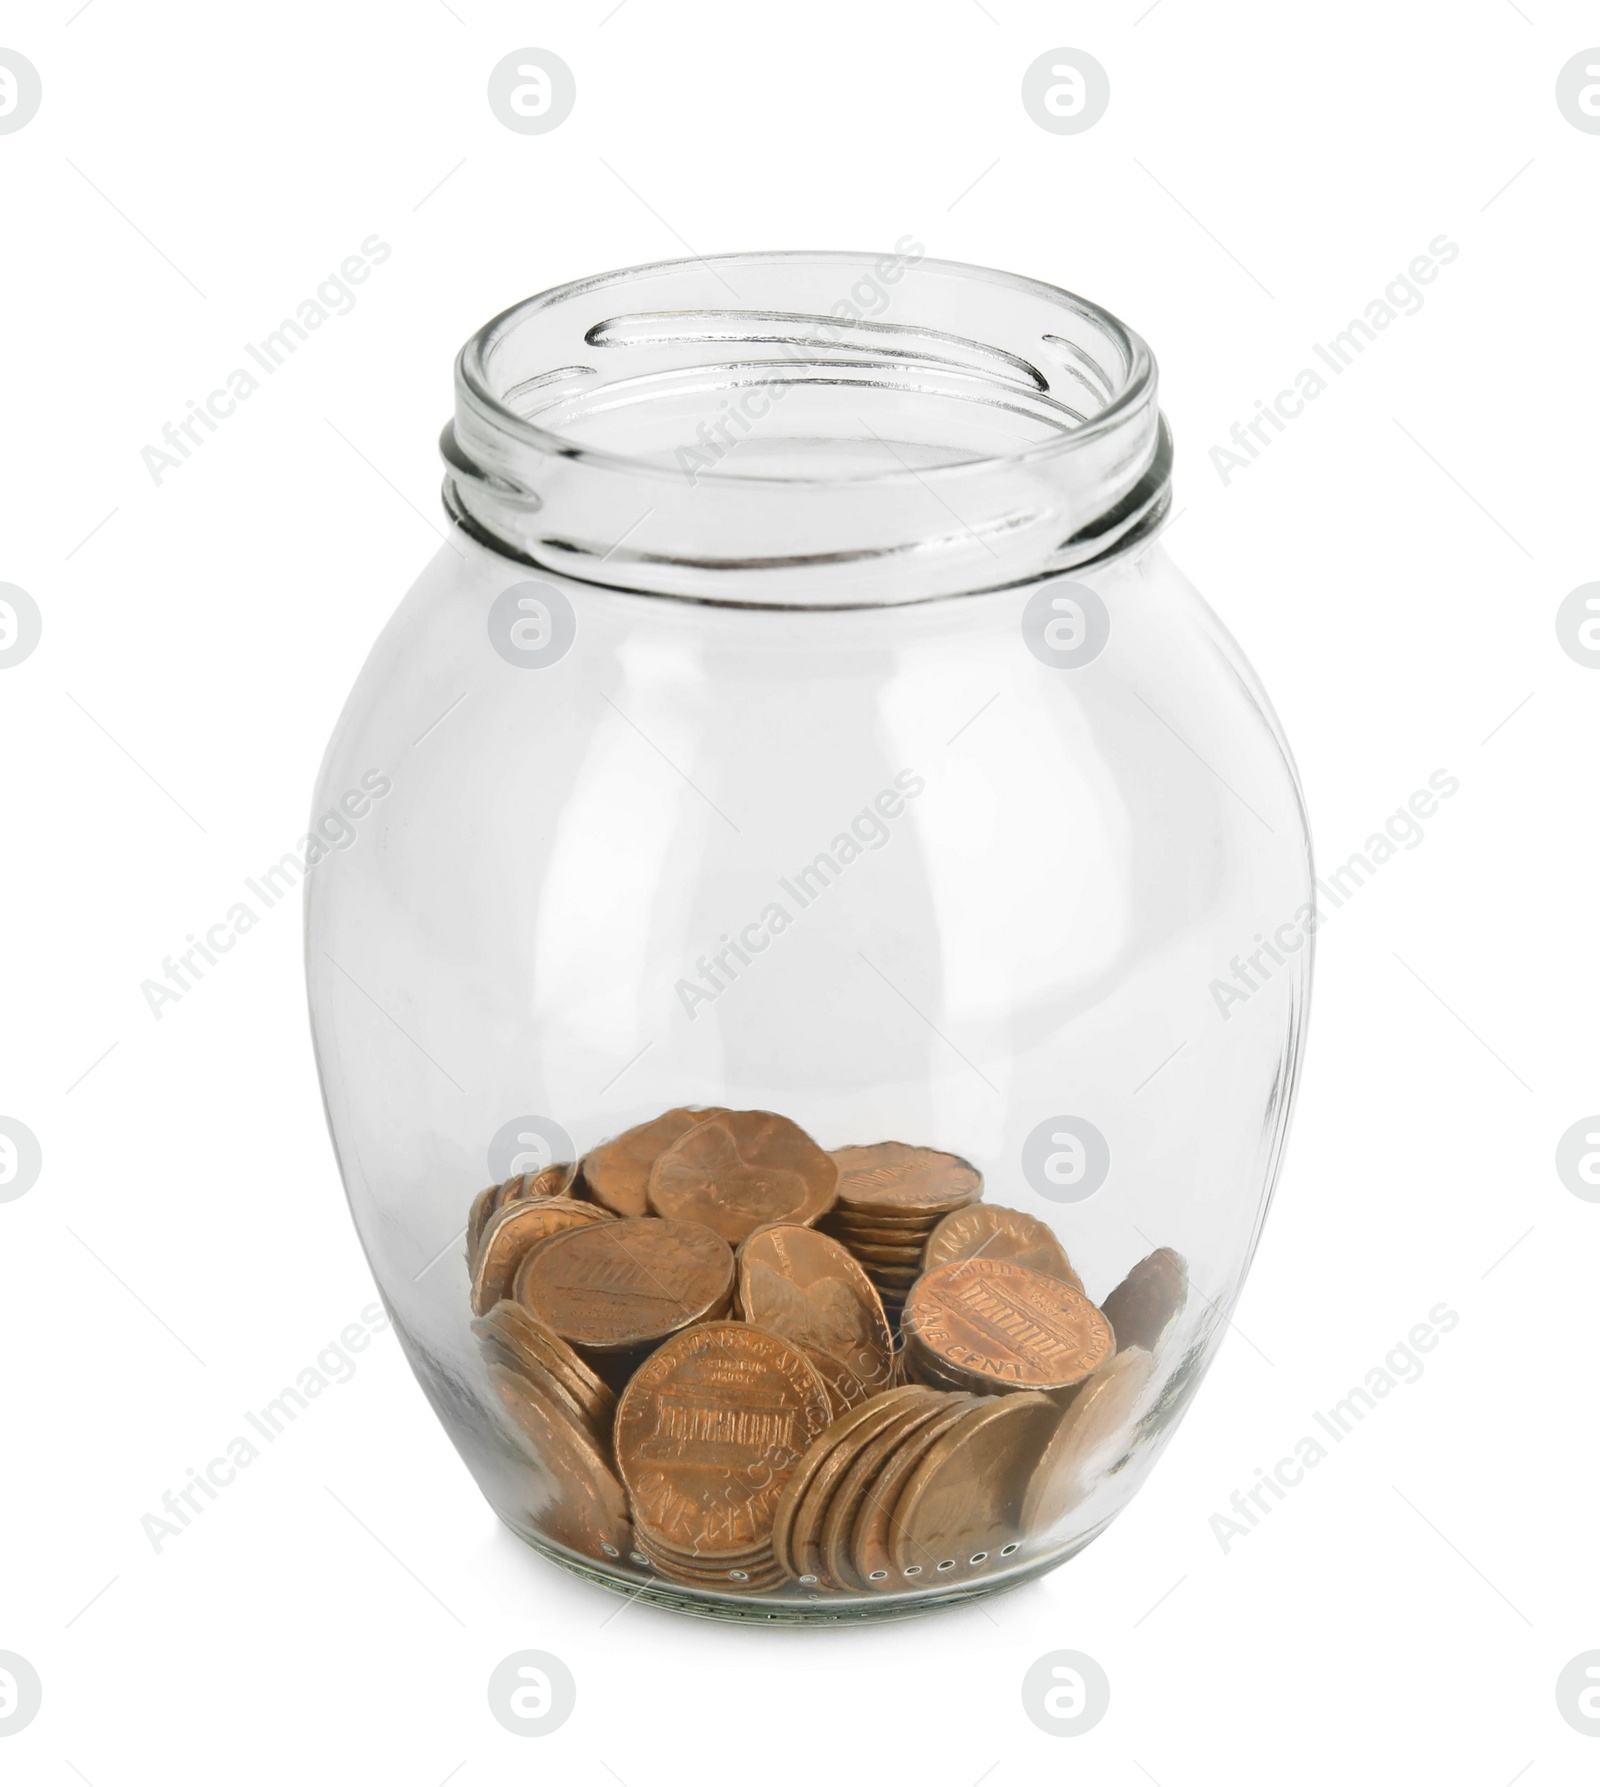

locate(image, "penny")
[[798, 1344, 873, 1419], [479, 1327, 602, 1446], [470, 1196, 613, 1315], [737, 1225, 894, 1393], [614, 1322, 832, 1559], [826, 1209, 947, 1235], [852, 1393, 981, 1591], [518, 1217, 734, 1352], [862, 1264, 923, 1287], [489, 1362, 632, 1560], [903, 1258, 1114, 1394], [924, 1204, 1085, 1293], [650, 1111, 838, 1244], [888, 1392, 1056, 1580], [1022, 1347, 1156, 1535], [468, 1161, 584, 1256], [475, 1299, 615, 1438], [830, 1142, 982, 1218], [770, 1385, 928, 1581], [1101, 1247, 1187, 1354], [820, 1396, 957, 1590], [901, 1331, 980, 1395], [582, 1107, 728, 1219], [846, 1240, 928, 1267]]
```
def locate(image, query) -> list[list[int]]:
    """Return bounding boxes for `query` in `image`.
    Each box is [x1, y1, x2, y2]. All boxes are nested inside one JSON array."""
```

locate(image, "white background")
[[2, 2, 1596, 1781]]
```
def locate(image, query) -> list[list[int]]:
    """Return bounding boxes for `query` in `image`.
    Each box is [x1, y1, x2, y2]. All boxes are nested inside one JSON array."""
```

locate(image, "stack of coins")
[[473, 1299, 616, 1450], [771, 1384, 1056, 1592], [818, 1143, 981, 1319], [460, 1103, 1191, 1598]]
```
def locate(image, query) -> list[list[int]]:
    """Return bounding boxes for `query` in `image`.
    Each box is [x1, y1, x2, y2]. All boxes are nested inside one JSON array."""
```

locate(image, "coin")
[[1021, 1347, 1156, 1535], [888, 1392, 1056, 1581], [901, 1330, 981, 1394], [614, 1322, 833, 1560], [649, 1110, 838, 1243], [474, 1299, 615, 1440], [852, 1393, 980, 1591], [479, 1328, 602, 1447], [770, 1385, 928, 1581], [518, 1217, 735, 1352], [846, 1240, 928, 1267], [582, 1107, 729, 1218], [470, 1196, 613, 1316], [797, 1345, 872, 1418], [1101, 1247, 1187, 1354], [923, 1204, 1085, 1292], [467, 1161, 580, 1258], [830, 1142, 982, 1218], [489, 1361, 632, 1560], [825, 1209, 948, 1235], [903, 1258, 1114, 1393], [737, 1225, 894, 1394]]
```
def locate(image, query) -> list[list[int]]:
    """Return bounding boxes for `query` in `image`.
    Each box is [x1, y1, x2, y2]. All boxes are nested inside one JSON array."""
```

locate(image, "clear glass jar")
[[305, 251, 1312, 1623]]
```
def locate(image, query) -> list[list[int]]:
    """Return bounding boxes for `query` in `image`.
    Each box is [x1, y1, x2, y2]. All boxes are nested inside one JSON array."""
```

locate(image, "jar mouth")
[[444, 251, 1170, 606]]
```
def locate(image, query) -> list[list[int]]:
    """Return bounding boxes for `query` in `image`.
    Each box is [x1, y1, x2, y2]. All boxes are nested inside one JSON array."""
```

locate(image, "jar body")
[[306, 525, 1311, 1619]]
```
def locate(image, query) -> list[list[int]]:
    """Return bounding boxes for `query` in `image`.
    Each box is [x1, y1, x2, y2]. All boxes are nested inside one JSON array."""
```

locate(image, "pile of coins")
[[462, 1103, 1187, 1599]]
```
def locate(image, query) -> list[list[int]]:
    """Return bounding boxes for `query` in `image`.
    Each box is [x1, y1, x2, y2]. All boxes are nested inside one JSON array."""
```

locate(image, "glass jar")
[[305, 251, 1312, 1623]]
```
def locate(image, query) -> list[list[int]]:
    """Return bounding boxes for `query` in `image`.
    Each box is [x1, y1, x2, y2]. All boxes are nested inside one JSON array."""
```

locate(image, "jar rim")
[[455, 250, 1158, 490], [444, 250, 1170, 605]]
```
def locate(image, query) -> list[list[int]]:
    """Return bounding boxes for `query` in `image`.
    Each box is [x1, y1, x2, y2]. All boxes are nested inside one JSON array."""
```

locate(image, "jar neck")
[[441, 252, 1170, 608]]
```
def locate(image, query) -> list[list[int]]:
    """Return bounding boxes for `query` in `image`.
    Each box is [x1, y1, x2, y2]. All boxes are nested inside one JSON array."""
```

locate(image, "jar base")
[[494, 1510, 1112, 1625]]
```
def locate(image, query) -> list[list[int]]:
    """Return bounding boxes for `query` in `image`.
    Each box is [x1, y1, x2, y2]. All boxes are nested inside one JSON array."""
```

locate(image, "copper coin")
[[615, 1322, 832, 1559], [830, 1142, 982, 1218], [901, 1330, 978, 1394], [903, 1257, 1114, 1393], [864, 1264, 923, 1287], [1022, 1347, 1156, 1536], [819, 1396, 958, 1590], [852, 1394, 980, 1591], [847, 1240, 928, 1267], [582, 1107, 728, 1218], [924, 1204, 1085, 1292], [737, 1225, 894, 1394], [518, 1216, 734, 1352], [784, 1390, 942, 1585], [770, 1385, 928, 1581], [475, 1300, 615, 1436], [466, 1183, 500, 1258], [798, 1344, 872, 1420], [650, 1111, 838, 1244], [470, 1196, 613, 1315], [468, 1161, 583, 1257], [488, 1362, 631, 1560], [479, 1329, 603, 1448], [888, 1392, 1056, 1580], [1101, 1247, 1187, 1353], [825, 1209, 945, 1235]]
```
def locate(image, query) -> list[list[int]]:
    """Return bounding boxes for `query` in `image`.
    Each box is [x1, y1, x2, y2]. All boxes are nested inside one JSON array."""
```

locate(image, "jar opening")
[[445, 252, 1169, 606]]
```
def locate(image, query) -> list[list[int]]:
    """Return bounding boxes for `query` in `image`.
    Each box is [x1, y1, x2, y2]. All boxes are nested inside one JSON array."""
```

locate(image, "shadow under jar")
[[306, 251, 1313, 1623]]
